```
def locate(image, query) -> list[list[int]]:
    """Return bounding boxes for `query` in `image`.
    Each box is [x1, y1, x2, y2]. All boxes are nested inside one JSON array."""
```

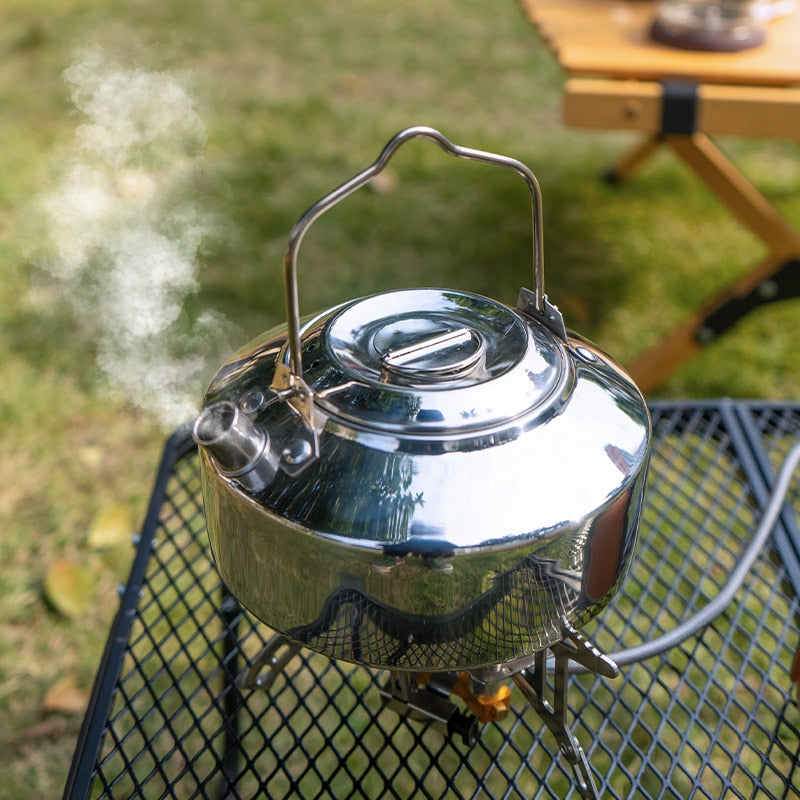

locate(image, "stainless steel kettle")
[[194, 126, 651, 674]]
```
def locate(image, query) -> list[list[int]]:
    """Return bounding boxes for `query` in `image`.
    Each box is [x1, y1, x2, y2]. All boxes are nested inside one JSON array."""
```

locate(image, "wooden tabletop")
[[518, 0, 800, 86]]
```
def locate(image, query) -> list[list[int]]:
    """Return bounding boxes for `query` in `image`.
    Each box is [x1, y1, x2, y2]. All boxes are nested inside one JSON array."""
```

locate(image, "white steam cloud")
[[35, 48, 237, 427]]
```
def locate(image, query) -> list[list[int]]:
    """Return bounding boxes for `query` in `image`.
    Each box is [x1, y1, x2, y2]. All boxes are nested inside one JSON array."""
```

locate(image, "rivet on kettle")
[[282, 438, 314, 466], [240, 390, 267, 415]]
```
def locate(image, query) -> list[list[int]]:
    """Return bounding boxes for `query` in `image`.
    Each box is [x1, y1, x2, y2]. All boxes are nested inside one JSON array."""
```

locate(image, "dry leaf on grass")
[[42, 557, 95, 618], [86, 503, 134, 549], [43, 672, 90, 715]]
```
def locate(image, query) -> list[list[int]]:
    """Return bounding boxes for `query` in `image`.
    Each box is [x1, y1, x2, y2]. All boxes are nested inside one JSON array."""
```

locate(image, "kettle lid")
[[304, 287, 568, 435]]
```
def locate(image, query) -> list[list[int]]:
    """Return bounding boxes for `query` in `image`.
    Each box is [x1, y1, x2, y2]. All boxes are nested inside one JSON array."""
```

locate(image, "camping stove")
[[241, 628, 618, 800]]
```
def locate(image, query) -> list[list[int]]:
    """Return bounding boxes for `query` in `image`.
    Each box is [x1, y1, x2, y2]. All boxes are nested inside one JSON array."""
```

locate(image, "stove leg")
[[239, 632, 301, 691], [513, 628, 618, 800]]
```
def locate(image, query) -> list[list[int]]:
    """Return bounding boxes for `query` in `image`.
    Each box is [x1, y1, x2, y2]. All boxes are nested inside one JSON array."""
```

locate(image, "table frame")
[[63, 401, 800, 799]]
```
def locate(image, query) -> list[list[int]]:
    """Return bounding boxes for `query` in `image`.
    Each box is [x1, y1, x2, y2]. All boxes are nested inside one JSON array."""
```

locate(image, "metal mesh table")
[[64, 401, 800, 799]]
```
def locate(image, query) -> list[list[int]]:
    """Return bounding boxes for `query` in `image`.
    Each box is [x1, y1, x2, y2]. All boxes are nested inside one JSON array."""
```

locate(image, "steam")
[[34, 48, 237, 427]]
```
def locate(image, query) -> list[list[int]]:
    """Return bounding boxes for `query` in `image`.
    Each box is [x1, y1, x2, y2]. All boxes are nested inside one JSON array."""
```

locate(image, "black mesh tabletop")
[[63, 401, 800, 799]]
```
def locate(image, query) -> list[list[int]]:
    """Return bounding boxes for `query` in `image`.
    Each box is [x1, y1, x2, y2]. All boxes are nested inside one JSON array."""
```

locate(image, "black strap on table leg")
[[660, 81, 699, 136], [695, 258, 800, 343]]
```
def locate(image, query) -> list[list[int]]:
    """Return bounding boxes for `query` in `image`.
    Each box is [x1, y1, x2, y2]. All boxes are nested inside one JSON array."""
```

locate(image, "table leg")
[[629, 252, 800, 392], [664, 133, 800, 257], [616, 133, 800, 392], [602, 135, 663, 184]]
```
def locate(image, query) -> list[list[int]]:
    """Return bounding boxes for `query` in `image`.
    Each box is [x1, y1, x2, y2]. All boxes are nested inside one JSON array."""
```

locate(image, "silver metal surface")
[[379, 326, 484, 382], [198, 301, 650, 670], [193, 401, 277, 493]]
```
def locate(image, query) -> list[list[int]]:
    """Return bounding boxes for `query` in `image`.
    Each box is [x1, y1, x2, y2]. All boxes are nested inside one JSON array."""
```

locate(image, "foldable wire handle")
[[281, 125, 546, 379]]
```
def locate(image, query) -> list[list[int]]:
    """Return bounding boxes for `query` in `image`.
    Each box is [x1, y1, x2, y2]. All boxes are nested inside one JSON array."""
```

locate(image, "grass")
[[1, 0, 799, 797]]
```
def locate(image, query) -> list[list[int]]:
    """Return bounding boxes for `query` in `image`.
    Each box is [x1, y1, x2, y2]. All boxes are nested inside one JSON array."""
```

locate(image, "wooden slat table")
[[518, 0, 800, 392]]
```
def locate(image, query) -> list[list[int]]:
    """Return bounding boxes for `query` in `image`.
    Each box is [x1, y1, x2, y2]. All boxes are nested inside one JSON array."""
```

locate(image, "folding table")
[[518, 0, 800, 392]]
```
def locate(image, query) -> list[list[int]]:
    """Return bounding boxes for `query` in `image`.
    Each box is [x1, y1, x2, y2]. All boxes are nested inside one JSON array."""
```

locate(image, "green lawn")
[[1, 1, 799, 796]]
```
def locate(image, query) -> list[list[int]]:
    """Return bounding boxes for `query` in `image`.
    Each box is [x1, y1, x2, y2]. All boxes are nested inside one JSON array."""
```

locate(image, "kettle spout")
[[193, 400, 278, 493]]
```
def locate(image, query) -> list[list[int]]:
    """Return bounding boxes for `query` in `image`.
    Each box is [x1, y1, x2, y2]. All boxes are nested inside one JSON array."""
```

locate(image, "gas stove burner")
[[650, 0, 767, 51], [242, 625, 618, 800]]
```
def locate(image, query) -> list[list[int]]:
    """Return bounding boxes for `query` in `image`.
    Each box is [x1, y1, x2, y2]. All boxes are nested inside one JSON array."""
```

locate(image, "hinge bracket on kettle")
[[270, 363, 320, 476], [517, 287, 569, 342]]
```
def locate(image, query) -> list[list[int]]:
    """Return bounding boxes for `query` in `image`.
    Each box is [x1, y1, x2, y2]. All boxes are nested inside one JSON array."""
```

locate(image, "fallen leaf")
[[335, 73, 366, 96], [77, 445, 103, 470], [19, 716, 73, 744], [43, 557, 94, 618], [43, 673, 90, 715], [86, 503, 134, 549]]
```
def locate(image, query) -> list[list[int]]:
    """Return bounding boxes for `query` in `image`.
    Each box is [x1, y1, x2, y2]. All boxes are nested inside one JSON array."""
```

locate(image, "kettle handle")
[[282, 125, 547, 378]]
